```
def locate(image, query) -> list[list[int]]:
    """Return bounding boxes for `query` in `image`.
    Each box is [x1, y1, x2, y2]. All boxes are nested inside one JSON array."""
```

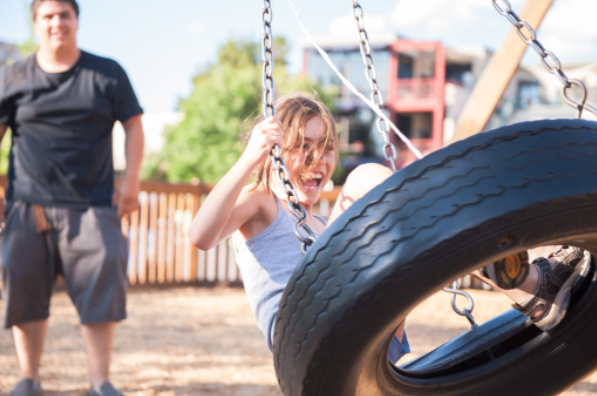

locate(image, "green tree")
[[0, 133, 10, 174], [16, 4, 39, 59], [1, 5, 38, 174], [142, 37, 337, 183]]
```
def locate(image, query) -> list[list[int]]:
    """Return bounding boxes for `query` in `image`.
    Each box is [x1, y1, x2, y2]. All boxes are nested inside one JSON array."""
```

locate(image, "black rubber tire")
[[273, 119, 597, 396]]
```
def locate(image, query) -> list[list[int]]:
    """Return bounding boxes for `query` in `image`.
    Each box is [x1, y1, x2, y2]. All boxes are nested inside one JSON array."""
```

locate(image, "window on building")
[[398, 54, 414, 79], [396, 113, 412, 137], [446, 63, 472, 86], [306, 48, 390, 106], [418, 51, 436, 78], [517, 81, 544, 109], [395, 112, 432, 139]]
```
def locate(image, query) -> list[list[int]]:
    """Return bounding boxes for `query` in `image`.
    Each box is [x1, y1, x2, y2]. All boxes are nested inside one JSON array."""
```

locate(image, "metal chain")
[[262, 1, 275, 118], [262, 0, 316, 254], [440, 0, 597, 326], [352, 1, 397, 171], [492, 0, 597, 118], [353, 0, 476, 324]]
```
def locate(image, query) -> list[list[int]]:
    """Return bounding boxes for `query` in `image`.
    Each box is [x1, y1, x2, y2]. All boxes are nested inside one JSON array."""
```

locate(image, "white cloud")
[[387, 0, 596, 63], [328, 12, 388, 36], [391, 0, 523, 34], [538, 0, 597, 61], [322, 0, 597, 65], [186, 23, 205, 35]]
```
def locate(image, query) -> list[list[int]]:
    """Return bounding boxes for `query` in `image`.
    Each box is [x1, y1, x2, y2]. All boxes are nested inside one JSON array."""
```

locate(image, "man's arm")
[[0, 125, 8, 222], [113, 115, 144, 217]]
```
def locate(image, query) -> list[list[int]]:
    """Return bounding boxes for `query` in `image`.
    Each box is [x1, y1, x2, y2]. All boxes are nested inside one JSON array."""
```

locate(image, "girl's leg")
[[473, 247, 589, 330], [471, 267, 540, 313], [326, 164, 585, 352], [330, 164, 542, 313]]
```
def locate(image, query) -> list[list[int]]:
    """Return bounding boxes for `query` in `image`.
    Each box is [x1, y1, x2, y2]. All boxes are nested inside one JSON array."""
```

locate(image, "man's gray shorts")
[[0, 201, 128, 328]]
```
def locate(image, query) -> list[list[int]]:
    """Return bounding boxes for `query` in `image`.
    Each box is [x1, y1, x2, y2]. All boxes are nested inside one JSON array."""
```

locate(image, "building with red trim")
[[303, 34, 594, 172]]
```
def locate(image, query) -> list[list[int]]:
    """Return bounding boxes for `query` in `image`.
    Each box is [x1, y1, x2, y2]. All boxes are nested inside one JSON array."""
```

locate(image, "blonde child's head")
[[248, 93, 337, 191]]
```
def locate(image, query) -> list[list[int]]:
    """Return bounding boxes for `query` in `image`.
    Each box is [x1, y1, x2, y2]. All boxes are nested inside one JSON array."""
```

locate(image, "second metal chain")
[[352, 0, 476, 324], [262, 0, 315, 254], [492, 0, 597, 118], [352, 1, 397, 171]]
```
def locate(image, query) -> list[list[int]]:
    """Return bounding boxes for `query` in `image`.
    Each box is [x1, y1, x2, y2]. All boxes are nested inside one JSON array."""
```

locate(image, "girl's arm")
[[188, 117, 284, 250]]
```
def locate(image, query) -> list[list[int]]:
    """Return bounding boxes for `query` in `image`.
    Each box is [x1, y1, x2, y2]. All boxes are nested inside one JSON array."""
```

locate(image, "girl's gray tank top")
[[234, 195, 325, 351]]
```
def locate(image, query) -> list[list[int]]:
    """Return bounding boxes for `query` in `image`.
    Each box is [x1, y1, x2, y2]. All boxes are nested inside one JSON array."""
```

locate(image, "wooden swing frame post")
[[449, 0, 554, 144]]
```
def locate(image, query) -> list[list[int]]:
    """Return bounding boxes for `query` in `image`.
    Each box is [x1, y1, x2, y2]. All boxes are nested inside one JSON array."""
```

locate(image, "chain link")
[[262, 1, 275, 117], [352, 1, 397, 171], [262, 0, 315, 254], [492, 0, 597, 118]]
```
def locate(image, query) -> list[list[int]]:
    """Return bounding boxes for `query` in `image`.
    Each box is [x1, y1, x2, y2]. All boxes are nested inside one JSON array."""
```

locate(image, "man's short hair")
[[31, 0, 80, 19]]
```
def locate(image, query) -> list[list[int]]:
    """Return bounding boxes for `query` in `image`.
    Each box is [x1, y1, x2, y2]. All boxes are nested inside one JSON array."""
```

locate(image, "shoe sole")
[[534, 251, 591, 331]]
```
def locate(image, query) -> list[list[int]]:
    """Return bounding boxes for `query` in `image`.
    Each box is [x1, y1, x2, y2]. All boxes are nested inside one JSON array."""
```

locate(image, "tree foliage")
[[0, 132, 10, 174], [142, 37, 337, 183], [16, 7, 39, 59], [1, 7, 38, 174]]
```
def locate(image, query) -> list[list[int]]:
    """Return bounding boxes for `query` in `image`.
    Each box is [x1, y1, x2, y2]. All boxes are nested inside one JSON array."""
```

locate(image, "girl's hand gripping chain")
[[240, 116, 284, 168]]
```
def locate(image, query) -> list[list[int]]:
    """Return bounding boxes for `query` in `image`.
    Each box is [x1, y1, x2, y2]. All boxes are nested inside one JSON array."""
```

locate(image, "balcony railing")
[[396, 78, 436, 100]]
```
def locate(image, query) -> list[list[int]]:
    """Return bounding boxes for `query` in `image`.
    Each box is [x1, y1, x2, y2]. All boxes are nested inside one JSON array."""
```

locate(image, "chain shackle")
[[491, 0, 597, 119], [562, 79, 589, 119], [443, 280, 478, 329], [352, 0, 397, 171], [262, 0, 314, 254]]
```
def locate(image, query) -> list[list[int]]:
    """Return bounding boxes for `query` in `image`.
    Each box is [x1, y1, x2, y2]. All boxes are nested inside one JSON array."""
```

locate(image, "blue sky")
[[1, 0, 595, 113]]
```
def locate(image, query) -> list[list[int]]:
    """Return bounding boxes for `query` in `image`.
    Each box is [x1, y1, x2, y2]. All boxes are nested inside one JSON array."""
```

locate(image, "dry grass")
[[1, 286, 596, 395]]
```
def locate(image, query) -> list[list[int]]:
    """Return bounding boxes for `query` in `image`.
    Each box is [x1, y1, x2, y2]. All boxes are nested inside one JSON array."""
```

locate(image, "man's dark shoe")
[[513, 247, 590, 331], [9, 379, 42, 396], [482, 251, 530, 290], [88, 382, 123, 396]]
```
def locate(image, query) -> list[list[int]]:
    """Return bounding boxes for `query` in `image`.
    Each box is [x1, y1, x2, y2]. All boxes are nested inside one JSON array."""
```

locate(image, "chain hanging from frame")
[[492, 0, 597, 118], [351, 0, 478, 326], [352, 1, 398, 171], [262, 0, 315, 255]]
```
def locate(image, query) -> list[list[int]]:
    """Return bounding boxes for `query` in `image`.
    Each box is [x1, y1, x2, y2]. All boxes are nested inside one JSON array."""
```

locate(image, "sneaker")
[[9, 379, 42, 396], [88, 382, 123, 396], [482, 251, 530, 290], [513, 246, 590, 331]]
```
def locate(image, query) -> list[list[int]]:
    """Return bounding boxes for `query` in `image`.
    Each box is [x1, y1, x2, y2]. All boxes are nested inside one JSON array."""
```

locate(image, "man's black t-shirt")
[[0, 50, 143, 207]]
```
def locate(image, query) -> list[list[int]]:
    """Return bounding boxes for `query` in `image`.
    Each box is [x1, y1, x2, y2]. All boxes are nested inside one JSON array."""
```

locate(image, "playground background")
[[2, 286, 597, 395], [1, 1, 597, 394], [1, 177, 593, 395]]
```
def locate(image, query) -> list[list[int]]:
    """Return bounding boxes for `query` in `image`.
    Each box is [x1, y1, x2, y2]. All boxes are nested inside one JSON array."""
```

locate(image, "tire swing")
[[275, 117, 597, 396], [263, 1, 597, 395]]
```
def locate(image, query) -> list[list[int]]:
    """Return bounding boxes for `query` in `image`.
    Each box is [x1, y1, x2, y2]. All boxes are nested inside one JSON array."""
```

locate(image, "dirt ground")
[[1, 286, 597, 396]]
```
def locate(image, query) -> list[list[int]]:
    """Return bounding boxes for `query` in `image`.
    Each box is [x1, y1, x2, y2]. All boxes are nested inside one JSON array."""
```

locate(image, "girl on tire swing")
[[188, 93, 589, 363]]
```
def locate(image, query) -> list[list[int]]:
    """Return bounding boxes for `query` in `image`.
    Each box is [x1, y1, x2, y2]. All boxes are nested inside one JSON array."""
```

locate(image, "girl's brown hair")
[[246, 93, 337, 191]]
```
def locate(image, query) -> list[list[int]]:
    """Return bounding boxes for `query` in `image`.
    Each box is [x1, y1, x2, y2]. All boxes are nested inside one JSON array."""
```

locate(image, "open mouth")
[[299, 173, 324, 192], [51, 31, 68, 39]]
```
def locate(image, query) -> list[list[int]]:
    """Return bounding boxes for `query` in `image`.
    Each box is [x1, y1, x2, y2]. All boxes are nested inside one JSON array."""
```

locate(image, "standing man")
[[0, 1, 144, 395]]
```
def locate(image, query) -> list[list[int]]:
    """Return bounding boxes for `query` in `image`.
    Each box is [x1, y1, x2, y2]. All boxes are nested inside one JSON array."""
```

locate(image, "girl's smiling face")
[[284, 116, 336, 207], [254, 94, 338, 207]]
